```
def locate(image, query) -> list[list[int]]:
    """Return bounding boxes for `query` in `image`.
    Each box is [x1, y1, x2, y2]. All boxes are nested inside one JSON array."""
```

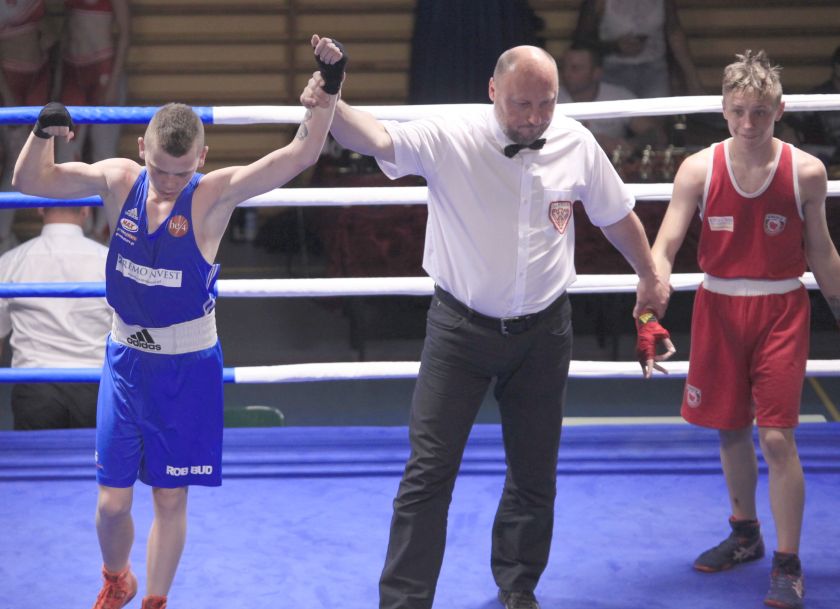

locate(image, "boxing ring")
[[1, 97, 840, 608]]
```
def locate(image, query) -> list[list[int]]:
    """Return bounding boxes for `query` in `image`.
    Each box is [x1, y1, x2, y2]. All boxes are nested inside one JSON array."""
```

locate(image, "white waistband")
[[111, 312, 217, 355], [702, 274, 802, 296]]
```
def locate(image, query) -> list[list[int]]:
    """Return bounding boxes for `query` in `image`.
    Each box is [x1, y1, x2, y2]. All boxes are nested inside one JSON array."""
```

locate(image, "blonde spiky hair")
[[722, 49, 783, 104]]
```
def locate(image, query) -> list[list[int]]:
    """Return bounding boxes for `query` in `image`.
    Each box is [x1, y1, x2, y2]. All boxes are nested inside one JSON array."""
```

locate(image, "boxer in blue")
[[12, 36, 346, 609]]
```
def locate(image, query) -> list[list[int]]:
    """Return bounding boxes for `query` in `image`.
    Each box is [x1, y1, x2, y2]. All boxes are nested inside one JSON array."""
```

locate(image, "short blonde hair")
[[145, 103, 205, 157], [722, 50, 782, 104]]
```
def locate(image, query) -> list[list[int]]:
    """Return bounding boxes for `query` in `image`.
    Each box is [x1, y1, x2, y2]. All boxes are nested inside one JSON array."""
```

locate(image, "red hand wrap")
[[635, 311, 671, 364]]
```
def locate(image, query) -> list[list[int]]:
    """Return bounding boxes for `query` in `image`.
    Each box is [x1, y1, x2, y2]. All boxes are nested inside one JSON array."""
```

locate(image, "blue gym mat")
[[1, 423, 838, 609]]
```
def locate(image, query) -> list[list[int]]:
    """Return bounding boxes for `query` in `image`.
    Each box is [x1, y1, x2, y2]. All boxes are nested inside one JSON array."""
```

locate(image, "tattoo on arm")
[[296, 109, 312, 140]]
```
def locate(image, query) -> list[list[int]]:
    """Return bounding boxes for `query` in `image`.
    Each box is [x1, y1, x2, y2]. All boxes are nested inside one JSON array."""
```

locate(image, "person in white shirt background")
[[557, 40, 667, 157], [0, 205, 111, 429], [573, 0, 703, 99]]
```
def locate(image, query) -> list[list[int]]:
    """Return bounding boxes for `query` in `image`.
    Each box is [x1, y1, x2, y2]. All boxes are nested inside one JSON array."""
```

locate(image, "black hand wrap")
[[33, 102, 74, 139], [316, 39, 348, 95]]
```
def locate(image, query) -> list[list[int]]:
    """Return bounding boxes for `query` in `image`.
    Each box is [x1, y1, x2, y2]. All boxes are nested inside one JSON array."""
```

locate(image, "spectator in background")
[[54, 0, 130, 241], [1, 0, 53, 253], [0, 205, 111, 430], [573, 0, 704, 98], [788, 44, 840, 167], [558, 40, 667, 157], [0, 0, 51, 107]]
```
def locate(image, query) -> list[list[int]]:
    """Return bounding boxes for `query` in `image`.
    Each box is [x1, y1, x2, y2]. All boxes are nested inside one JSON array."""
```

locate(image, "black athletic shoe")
[[498, 589, 541, 609], [764, 552, 804, 609], [694, 517, 765, 572]]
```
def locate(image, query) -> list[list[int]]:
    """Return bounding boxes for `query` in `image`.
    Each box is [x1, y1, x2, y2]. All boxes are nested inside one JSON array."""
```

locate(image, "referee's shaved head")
[[489, 46, 558, 145], [494, 46, 558, 81]]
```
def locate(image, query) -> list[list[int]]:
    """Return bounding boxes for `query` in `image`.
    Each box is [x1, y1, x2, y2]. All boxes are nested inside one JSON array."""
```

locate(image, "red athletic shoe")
[[141, 596, 167, 609], [92, 565, 138, 609]]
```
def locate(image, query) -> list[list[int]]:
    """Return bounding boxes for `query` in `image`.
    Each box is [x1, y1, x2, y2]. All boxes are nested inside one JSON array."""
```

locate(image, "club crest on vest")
[[548, 200, 572, 234], [686, 384, 702, 408], [764, 214, 786, 236]]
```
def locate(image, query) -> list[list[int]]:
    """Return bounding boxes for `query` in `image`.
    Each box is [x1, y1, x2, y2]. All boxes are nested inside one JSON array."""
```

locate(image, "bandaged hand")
[[33, 102, 74, 140], [635, 310, 676, 379], [312, 35, 347, 94]]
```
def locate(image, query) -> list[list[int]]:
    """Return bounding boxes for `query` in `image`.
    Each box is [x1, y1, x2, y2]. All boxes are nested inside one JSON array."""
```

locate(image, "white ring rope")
[[237, 182, 840, 207], [216, 273, 819, 298], [212, 94, 840, 124], [2, 272, 817, 298], [1, 95, 836, 127], [5, 182, 839, 210], [8, 357, 840, 384], [230, 359, 840, 384]]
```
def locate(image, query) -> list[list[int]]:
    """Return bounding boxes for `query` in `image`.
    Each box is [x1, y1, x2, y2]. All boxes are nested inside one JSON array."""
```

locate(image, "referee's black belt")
[[433, 286, 567, 336]]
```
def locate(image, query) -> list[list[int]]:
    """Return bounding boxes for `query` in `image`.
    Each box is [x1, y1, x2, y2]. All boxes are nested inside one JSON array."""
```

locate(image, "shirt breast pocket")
[[543, 189, 575, 236]]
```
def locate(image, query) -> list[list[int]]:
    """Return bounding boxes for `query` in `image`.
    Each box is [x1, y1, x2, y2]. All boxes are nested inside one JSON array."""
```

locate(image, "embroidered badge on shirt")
[[168, 215, 189, 238], [686, 384, 702, 408], [708, 216, 734, 232], [764, 214, 787, 236], [548, 200, 572, 234]]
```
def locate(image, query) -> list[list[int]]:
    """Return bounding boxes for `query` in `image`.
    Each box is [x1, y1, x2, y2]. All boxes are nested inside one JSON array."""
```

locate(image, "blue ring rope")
[[0, 282, 222, 298], [0, 367, 237, 383], [0, 193, 101, 209], [0, 106, 214, 125], [0, 282, 105, 297]]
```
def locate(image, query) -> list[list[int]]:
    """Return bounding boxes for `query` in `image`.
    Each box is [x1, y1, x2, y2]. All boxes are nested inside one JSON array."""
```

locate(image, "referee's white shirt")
[[377, 105, 634, 318], [0, 223, 111, 368]]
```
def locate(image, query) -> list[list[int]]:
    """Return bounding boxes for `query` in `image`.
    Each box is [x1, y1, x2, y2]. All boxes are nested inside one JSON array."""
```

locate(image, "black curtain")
[[409, 0, 545, 104]]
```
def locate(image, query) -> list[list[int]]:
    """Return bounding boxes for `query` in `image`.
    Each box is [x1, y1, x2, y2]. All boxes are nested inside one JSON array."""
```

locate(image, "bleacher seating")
[[108, 0, 840, 170]]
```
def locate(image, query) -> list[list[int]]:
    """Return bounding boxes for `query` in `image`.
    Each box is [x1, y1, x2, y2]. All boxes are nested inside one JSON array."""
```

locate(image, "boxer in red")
[[652, 50, 840, 609]]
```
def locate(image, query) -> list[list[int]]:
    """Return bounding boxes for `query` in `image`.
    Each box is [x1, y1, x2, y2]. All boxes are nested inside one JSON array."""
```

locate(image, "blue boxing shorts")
[[95, 336, 224, 488]]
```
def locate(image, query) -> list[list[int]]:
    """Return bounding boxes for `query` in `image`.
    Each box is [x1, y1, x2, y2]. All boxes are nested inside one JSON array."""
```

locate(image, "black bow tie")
[[504, 138, 546, 158]]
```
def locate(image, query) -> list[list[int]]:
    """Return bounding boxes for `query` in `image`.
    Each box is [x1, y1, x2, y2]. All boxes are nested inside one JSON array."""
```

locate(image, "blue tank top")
[[106, 169, 220, 327]]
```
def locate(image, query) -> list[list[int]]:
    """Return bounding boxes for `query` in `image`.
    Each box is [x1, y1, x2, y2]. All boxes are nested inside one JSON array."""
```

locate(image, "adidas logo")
[[125, 207, 139, 220], [126, 328, 162, 351]]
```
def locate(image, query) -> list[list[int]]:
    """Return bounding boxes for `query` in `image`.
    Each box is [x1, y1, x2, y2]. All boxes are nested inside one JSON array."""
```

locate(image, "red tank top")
[[65, 0, 112, 12], [697, 140, 806, 279]]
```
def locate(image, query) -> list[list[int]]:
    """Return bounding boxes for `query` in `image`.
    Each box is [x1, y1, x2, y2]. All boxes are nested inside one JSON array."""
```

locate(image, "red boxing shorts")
[[682, 282, 809, 430]]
